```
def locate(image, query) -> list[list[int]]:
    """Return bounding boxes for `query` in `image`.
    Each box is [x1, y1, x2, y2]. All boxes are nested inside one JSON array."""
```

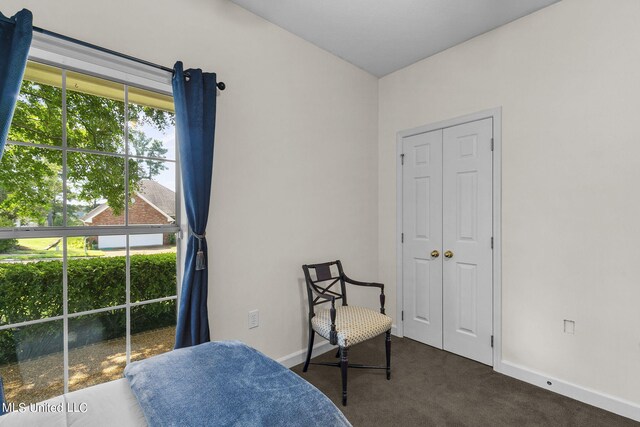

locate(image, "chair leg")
[[385, 330, 391, 380], [340, 346, 348, 406], [303, 330, 315, 372], [335, 348, 341, 358]]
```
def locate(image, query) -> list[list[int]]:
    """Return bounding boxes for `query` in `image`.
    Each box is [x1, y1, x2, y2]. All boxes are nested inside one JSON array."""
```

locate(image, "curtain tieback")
[[189, 228, 207, 271]]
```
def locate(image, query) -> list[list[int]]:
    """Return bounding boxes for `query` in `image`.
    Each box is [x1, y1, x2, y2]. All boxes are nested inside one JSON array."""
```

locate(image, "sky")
[[136, 121, 176, 192]]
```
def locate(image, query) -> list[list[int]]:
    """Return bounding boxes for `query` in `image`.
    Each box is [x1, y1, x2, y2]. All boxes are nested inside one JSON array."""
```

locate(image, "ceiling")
[[229, 0, 560, 77]]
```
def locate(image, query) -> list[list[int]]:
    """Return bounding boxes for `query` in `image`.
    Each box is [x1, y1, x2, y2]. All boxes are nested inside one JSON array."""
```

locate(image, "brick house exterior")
[[82, 180, 175, 247]]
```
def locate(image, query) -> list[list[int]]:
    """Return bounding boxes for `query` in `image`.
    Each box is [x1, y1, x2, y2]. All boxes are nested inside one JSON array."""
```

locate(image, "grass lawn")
[[0, 237, 104, 260]]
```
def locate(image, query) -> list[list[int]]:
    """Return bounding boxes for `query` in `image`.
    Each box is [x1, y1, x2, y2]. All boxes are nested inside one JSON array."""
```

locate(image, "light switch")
[[564, 319, 575, 334], [249, 310, 259, 329]]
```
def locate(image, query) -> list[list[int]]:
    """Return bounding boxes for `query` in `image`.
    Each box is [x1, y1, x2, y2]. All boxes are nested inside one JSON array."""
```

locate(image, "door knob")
[[444, 250, 454, 259], [431, 250, 440, 258]]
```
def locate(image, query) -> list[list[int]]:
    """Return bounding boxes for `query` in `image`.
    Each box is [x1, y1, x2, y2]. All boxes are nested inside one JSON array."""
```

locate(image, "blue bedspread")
[[124, 341, 351, 427]]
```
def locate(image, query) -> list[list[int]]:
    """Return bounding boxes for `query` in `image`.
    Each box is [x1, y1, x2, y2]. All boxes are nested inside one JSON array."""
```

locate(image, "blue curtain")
[[0, 377, 5, 415], [0, 9, 32, 160], [172, 61, 217, 349]]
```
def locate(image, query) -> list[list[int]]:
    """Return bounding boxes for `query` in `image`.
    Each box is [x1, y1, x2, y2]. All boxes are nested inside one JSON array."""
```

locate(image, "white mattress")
[[0, 379, 147, 427]]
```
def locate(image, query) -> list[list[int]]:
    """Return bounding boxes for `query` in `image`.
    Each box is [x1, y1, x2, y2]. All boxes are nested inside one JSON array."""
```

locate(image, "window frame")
[[0, 32, 182, 395]]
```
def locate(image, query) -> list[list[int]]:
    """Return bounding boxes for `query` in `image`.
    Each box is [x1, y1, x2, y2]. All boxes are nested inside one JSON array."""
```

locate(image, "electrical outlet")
[[563, 319, 575, 334], [248, 310, 259, 329]]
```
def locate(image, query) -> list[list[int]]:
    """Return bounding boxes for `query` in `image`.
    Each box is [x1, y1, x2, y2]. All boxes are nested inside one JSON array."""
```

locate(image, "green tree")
[[129, 128, 168, 179], [0, 79, 173, 225]]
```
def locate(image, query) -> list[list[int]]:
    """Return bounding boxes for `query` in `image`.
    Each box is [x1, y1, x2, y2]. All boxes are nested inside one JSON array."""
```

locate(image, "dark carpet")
[[291, 336, 637, 427]]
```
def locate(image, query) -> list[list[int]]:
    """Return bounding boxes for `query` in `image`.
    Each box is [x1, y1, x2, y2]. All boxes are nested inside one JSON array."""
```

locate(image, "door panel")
[[456, 262, 478, 334], [402, 130, 443, 347], [442, 118, 493, 365]]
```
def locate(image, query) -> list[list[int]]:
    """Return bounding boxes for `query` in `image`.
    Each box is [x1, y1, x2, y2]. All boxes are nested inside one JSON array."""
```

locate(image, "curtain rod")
[[0, 15, 226, 91]]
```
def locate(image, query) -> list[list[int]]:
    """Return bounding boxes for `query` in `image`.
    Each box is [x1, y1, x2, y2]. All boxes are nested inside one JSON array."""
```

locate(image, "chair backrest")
[[302, 260, 348, 317]]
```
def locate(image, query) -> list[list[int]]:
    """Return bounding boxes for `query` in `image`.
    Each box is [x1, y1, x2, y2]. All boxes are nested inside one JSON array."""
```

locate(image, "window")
[[0, 56, 179, 404]]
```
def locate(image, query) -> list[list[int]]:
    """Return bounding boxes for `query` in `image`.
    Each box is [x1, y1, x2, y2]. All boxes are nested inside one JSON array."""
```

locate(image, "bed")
[[0, 341, 351, 427]]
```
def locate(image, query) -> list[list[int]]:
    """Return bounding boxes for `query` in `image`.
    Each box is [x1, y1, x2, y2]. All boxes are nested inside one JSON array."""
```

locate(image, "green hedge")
[[0, 218, 17, 252], [0, 253, 177, 364], [0, 239, 17, 253]]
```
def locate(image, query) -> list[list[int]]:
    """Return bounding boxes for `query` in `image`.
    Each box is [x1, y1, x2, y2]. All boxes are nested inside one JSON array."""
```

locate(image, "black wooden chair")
[[302, 260, 392, 406]]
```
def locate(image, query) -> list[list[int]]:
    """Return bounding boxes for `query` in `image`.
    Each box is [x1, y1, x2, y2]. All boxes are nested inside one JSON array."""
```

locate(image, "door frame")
[[395, 107, 502, 366]]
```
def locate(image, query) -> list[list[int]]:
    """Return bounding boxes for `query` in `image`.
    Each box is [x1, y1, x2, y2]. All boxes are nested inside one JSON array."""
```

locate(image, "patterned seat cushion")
[[311, 305, 392, 347]]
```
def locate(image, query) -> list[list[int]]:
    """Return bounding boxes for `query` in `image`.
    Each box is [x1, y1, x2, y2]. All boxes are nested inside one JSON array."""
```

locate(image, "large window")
[[0, 60, 179, 404]]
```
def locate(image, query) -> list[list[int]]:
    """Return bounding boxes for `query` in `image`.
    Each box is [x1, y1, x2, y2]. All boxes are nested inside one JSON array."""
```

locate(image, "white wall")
[[3, 0, 379, 360], [379, 0, 640, 406]]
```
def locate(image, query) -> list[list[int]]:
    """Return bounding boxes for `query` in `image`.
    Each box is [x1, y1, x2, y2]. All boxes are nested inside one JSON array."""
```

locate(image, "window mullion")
[[0, 225, 180, 240], [62, 238, 69, 394], [124, 84, 129, 228], [62, 69, 68, 229], [5, 140, 176, 163], [61, 69, 70, 394], [126, 235, 131, 364], [124, 85, 131, 364]]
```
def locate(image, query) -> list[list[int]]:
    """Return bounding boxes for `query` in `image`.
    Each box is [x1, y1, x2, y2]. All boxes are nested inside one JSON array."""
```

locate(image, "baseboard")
[[278, 325, 398, 369], [277, 340, 336, 369], [495, 360, 640, 422]]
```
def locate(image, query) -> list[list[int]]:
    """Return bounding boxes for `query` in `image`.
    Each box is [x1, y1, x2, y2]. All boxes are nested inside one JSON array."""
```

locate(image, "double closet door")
[[402, 118, 493, 365]]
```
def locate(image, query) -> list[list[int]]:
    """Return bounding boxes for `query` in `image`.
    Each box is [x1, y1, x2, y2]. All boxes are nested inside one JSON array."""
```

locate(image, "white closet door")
[[402, 130, 443, 348], [442, 118, 493, 365]]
